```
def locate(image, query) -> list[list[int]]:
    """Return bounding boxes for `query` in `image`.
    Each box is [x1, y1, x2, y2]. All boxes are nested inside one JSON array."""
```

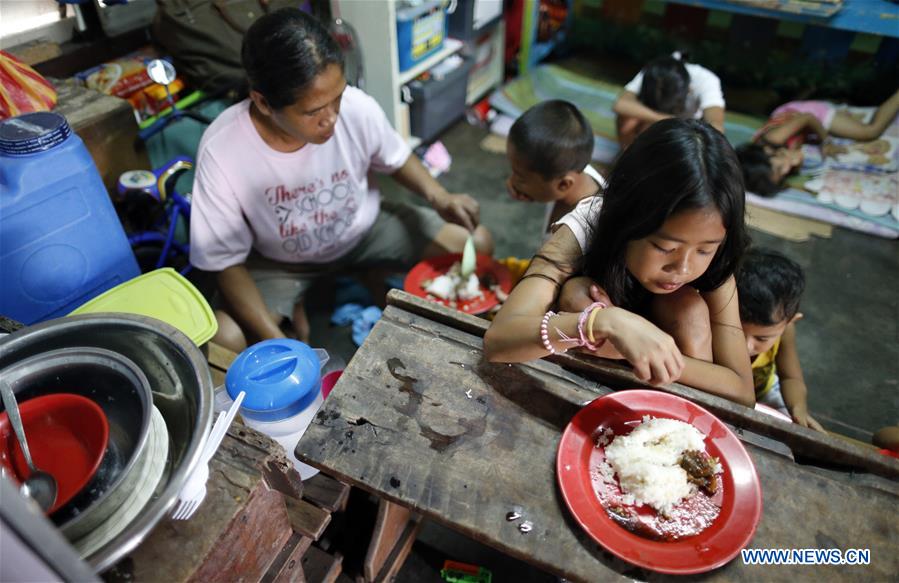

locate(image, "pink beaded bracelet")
[[540, 310, 557, 354]]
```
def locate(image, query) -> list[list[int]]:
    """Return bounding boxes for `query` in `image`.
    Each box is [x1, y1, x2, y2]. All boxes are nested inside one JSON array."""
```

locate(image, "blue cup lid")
[[225, 339, 322, 422], [0, 112, 71, 156]]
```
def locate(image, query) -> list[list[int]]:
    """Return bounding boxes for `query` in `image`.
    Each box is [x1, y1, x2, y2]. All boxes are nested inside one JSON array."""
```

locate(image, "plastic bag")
[[0, 51, 57, 119], [77, 51, 154, 99]]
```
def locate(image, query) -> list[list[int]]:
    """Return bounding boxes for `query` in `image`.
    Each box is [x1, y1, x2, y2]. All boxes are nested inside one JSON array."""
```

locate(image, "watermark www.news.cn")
[[742, 548, 871, 566]]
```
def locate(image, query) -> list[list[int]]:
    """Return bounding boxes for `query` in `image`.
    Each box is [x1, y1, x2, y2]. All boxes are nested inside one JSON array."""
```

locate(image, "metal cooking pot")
[[0, 313, 214, 571], [0, 347, 153, 539]]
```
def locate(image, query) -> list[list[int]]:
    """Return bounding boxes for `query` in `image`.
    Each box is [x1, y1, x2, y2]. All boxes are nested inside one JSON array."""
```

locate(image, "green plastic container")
[[70, 268, 217, 346]]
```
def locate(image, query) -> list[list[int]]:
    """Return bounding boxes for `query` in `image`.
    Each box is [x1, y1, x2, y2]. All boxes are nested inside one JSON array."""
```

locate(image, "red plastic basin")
[[0, 393, 109, 514]]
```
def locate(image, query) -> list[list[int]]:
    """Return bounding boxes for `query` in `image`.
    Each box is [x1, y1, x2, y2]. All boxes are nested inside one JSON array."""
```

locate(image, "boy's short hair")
[[508, 100, 594, 180], [736, 143, 781, 197], [737, 247, 805, 326]]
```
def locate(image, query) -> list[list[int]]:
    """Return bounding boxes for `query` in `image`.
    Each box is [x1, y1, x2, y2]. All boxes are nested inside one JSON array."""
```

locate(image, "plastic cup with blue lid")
[[220, 339, 329, 479]]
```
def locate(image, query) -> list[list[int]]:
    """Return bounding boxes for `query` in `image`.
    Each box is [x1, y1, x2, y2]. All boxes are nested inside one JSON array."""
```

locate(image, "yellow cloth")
[[751, 337, 781, 398], [497, 256, 530, 285], [483, 257, 531, 321]]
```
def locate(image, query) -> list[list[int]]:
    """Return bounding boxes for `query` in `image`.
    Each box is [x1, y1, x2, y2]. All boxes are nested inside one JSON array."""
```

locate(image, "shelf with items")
[[398, 38, 464, 86], [464, 19, 506, 105], [334, 0, 465, 144], [665, 0, 899, 38], [518, 0, 574, 73]]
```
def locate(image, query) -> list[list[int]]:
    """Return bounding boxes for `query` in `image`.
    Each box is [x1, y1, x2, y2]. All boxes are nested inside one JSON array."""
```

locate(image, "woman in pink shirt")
[[190, 8, 492, 350]]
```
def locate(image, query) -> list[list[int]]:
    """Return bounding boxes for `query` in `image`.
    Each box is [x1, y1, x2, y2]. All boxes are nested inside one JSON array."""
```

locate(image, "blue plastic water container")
[[396, 0, 448, 72], [0, 112, 140, 324]]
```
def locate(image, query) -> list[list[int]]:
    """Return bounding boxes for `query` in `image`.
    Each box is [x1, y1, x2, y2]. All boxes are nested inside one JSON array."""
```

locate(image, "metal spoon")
[[0, 379, 57, 512]]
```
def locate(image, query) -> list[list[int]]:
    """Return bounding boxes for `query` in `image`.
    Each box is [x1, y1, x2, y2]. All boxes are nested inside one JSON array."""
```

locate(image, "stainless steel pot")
[[0, 347, 153, 539], [0, 313, 214, 571]]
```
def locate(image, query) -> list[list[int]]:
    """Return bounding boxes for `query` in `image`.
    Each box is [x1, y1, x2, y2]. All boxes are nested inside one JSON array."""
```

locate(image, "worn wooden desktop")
[[296, 290, 898, 582]]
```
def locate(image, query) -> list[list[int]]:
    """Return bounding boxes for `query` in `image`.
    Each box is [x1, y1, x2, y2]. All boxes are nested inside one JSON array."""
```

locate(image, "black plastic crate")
[[407, 58, 473, 144]]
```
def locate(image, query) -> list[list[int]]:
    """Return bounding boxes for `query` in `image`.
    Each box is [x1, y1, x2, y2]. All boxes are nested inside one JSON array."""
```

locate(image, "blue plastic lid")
[[225, 339, 322, 422], [0, 112, 71, 156]]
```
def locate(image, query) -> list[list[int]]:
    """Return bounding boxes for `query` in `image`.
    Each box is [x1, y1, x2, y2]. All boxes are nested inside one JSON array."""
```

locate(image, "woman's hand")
[[431, 191, 480, 232], [595, 307, 685, 386]]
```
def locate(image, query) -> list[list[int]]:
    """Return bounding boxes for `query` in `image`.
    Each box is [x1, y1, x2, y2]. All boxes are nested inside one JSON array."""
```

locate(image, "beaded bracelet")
[[540, 310, 557, 354]]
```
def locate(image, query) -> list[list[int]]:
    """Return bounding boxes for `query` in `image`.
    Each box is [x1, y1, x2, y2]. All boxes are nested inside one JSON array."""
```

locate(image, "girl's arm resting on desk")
[[613, 91, 671, 124], [484, 227, 580, 361], [775, 323, 826, 432], [217, 264, 286, 342], [702, 106, 725, 134], [391, 154, 479, 231], [485, 228, 684, 385], [677, 277, 756, 407], [485, 279, 685, 385]]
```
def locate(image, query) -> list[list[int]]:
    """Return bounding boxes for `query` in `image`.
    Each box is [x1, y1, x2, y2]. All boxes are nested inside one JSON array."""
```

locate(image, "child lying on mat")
[[737, 90, 899, 197], [737, 247, 825, 432], [613, 52, 725, 149]]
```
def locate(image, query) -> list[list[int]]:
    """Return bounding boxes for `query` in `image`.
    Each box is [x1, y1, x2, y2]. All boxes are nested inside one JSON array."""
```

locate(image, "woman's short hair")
[[242, 8, 343, 109]]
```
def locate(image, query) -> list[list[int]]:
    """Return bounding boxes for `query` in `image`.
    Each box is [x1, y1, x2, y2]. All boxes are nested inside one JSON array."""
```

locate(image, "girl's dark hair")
[[737, 248, 805, 326], [583, 118, 748, 310], [241, 8, 343, 109], [736, 143, 781, 197], [508, 100, 594, 180], [639, 55, 690, 116]]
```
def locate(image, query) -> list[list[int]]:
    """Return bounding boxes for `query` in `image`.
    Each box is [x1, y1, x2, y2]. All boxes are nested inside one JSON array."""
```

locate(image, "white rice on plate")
[[603, 417, 714, 515], [423, 261, 483, 301]]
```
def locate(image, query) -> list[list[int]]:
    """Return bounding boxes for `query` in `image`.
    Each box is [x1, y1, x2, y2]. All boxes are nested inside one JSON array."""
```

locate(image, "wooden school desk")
[[296, 290, 898, 582]]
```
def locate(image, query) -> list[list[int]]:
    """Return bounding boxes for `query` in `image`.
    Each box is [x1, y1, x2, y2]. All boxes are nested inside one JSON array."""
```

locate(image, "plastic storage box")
[[407, 58, 473, 144], [448, 0, 503, 40], [70, 268, 218, 346], [396, 0, 448, 72], [0, 112, 140, 325]]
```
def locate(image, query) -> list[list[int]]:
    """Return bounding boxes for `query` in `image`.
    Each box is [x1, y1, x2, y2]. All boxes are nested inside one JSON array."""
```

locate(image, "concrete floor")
[[305, 117, 898, 581]]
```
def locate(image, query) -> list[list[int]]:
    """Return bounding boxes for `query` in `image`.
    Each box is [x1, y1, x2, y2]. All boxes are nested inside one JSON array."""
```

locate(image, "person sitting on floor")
[[736, 89, 899, 197], [189, 8, 492, 352], [612, 52, 726, 149], [505, 100, 606, 240], [737, 247, 825, 432]]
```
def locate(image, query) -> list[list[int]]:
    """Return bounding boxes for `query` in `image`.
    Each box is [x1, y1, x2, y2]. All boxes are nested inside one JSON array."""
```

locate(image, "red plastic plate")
[[404, 253, 513, 315], [557, 390, 763, 575]]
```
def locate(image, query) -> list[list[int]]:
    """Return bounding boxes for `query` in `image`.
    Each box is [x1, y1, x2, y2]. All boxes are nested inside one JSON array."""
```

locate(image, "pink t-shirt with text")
[[189, 87, 411, 271]]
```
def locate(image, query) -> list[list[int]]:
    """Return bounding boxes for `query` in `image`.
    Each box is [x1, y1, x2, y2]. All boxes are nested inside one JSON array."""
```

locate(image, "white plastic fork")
[[171, 391, 244, 520]]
